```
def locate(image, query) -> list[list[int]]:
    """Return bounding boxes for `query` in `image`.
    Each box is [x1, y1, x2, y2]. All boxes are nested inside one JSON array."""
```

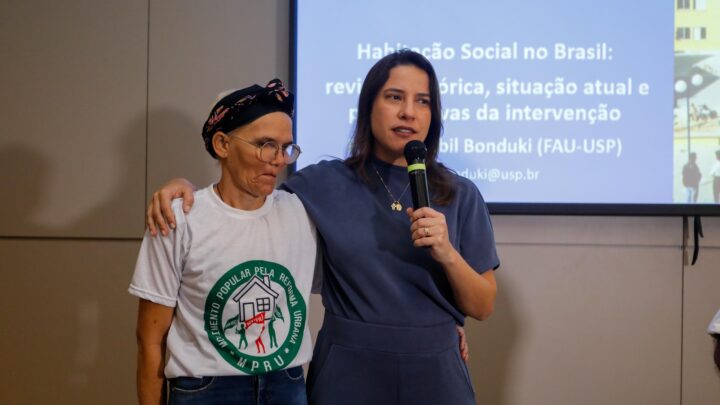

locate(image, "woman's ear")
[[212, 132, 229, 159]]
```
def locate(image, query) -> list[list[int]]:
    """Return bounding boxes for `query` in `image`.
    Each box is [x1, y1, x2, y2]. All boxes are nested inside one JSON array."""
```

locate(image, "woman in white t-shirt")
[[130, 79, 317, 405], [710, 309, 720, 371], [712, 150, 720, 203]]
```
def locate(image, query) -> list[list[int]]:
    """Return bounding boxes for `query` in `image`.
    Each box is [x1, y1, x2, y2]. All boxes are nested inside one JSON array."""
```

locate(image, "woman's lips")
[[393, 126, 416, 135]]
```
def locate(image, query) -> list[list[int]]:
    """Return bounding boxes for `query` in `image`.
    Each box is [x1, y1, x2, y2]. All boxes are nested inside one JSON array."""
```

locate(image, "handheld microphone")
[[403, 140, 430, 209]]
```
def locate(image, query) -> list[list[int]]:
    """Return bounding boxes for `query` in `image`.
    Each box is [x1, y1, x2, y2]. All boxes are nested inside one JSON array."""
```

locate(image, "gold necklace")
[[374, 166, 410, 211]]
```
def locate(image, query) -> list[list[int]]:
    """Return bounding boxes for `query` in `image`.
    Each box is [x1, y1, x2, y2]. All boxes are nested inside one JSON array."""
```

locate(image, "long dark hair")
[[345, 49, 456, 205]]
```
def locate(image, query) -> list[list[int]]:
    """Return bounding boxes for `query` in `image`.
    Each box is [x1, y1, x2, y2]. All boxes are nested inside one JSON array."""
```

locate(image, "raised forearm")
[[406, 207, 498, 320], [441, 249, 497, 321]]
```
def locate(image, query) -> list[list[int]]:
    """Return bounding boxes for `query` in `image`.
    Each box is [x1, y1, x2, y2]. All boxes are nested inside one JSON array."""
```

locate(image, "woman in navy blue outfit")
[[147, 50, 499, 405]]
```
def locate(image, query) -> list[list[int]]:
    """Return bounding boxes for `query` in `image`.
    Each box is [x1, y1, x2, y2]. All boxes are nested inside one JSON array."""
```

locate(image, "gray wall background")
[[1, 1, 718, 404]]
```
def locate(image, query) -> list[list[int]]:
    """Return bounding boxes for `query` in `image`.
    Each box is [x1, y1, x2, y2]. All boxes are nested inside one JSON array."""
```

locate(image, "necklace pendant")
[[374, 165, 409, 213]]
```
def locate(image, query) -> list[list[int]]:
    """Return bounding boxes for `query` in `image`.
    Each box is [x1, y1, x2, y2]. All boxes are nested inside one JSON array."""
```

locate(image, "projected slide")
[[295, 0, 720, 207]]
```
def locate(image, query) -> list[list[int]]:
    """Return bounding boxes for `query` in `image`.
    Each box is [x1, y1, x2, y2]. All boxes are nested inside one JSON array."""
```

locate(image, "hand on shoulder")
[[146, 178, 197, 236]]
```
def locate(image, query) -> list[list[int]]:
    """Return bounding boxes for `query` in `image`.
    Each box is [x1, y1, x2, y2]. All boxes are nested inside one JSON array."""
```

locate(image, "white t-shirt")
[[711, 161, 720, 178], [709, 309, 720, 335], [129, 185, 317, 377]]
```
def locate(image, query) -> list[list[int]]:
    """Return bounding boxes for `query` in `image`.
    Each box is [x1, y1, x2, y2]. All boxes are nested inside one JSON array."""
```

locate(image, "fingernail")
[[170, 222, 176, 229]]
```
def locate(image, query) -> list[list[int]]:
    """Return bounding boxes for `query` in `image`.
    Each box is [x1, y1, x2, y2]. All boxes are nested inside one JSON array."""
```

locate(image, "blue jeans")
[[168, 366, 307, 405]]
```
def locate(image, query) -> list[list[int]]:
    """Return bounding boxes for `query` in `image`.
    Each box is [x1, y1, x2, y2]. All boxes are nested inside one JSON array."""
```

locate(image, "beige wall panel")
[[0, 0, 148, 238], [492, 215, 683, 246], [683, 240, 720, 404], [467, 243, 682, 405], [146, 0, 290, 196], [0, 239, 140, 405]]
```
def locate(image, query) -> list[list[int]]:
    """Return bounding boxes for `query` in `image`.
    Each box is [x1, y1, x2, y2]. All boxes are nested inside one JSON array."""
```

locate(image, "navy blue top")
[[283, 158, 499, 326]]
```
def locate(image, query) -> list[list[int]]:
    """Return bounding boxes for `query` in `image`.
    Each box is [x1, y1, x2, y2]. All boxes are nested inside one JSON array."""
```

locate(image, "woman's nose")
[[399, 102, 415, 119]]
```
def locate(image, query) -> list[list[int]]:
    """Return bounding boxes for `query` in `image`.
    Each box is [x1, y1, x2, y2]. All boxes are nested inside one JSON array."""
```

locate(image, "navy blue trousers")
[[307, 313, 475, 405]]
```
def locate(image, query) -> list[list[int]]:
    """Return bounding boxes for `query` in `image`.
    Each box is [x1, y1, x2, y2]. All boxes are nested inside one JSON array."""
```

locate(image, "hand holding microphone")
[[404, 140, 430, 209], [404, 141, 457, 264]]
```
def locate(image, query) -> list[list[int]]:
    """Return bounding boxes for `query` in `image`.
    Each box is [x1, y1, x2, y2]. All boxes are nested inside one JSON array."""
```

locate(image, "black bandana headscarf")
[[202, 78, 294, 159]]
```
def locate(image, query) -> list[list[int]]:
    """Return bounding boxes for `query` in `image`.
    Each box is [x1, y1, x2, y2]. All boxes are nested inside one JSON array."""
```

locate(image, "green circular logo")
[[204, 260, 306, 375]]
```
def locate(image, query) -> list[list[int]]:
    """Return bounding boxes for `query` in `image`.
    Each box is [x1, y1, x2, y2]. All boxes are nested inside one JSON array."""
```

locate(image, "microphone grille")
[[403, 140, 427, 162]]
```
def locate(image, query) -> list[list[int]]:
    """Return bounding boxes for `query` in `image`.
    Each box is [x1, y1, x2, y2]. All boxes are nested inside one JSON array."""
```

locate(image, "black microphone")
[[404, 140, 430, 209]]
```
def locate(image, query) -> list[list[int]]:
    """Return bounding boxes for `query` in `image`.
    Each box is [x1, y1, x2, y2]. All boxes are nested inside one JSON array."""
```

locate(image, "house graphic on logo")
[[232, 275, 279, 323]]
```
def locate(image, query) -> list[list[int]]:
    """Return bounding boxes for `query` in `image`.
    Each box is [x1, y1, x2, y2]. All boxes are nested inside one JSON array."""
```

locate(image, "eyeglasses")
[[229, 135, 302, 164]]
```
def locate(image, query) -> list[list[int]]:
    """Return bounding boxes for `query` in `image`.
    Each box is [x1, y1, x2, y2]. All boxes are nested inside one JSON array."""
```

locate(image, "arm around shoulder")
[[147, 178, 198, 236]]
